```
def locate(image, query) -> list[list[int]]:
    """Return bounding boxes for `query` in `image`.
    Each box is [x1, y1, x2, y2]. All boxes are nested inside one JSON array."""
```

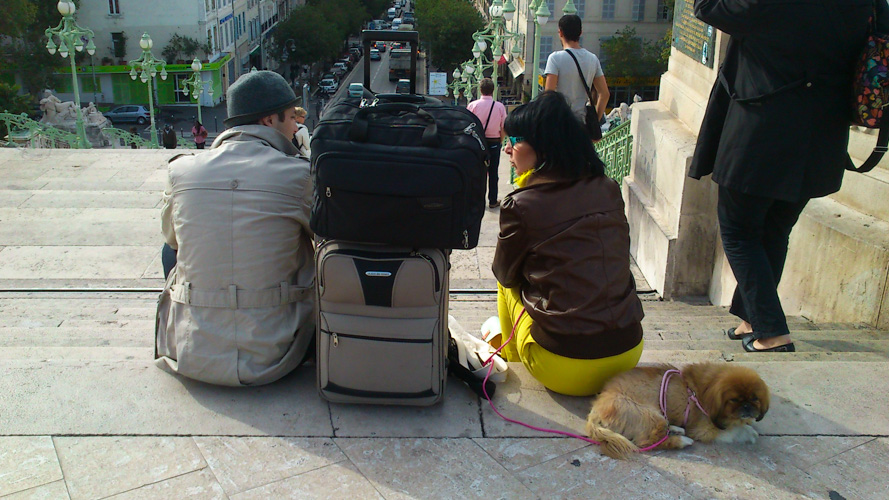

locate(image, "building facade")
[[48, 0, 298, 107]]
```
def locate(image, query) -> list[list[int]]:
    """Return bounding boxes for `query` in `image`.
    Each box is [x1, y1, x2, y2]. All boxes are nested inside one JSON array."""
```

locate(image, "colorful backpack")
[[850, 1, 889, 172]]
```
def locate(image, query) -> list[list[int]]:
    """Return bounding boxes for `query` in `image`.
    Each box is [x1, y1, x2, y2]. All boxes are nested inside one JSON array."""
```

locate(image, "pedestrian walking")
[[191, 120, 208, 149], [689, 0, 888, 353], [162, 124, 177, 149], [544, 14, 610, 128], [291, 106, 311, 157], [467, 78, 507, 208]]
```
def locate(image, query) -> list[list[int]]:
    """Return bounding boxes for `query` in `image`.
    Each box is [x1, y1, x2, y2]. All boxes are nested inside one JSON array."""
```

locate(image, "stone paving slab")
[[0, 361, 333, 436]]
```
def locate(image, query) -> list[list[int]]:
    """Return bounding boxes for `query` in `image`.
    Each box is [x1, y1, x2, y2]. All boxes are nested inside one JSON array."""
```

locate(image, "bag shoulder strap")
[[483, 99, 496, 133], [565, 49, 594, 102]]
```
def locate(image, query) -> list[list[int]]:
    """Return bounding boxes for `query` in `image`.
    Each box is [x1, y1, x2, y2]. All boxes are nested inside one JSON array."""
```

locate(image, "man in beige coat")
[[156, 71, 315, 386]]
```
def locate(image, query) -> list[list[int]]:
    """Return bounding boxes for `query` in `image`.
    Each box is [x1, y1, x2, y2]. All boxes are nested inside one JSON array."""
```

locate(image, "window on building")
[[108, 0, 120, 15], [656, 0, 671, 21], [633, 0, 646, 21], [111, 32, 125, 58], [602, 0, 615, 20], [540, 35, 553, 71], [547, 0, 555, 20], [576, 0, 586, 19], [208, 28, 213, 50]]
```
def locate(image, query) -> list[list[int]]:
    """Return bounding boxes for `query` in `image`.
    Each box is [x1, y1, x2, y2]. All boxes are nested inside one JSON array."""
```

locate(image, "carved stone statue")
[[82, 102, 108, 127], [39, 90, 78, 124]]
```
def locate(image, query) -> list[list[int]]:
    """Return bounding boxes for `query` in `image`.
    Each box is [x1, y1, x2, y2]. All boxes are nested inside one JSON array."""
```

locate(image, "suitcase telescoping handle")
[[349, 103, 440, 147], [361, 29, 419, 94]]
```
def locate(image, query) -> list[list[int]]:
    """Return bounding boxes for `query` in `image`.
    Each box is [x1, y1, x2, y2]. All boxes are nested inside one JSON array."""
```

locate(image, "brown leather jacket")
[[492, 175, 644, 359]]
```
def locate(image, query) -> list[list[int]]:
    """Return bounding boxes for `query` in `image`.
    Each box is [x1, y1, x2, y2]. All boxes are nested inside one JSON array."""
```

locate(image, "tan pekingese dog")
[[585, 363, 769, 459]]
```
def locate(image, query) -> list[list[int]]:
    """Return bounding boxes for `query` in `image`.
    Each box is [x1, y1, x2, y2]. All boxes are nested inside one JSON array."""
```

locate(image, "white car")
[[319, 78, 338, 94]]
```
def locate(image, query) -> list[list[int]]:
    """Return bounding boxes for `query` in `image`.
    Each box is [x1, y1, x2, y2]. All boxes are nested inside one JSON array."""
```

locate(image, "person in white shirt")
[[292, 106, 311, 157], [544, 14, 610, 126]]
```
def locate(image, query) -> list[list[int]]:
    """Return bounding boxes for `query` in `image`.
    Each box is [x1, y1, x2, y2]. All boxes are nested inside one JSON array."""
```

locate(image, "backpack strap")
[[565, 49, 595, 106], [850, 124, 889, 173]]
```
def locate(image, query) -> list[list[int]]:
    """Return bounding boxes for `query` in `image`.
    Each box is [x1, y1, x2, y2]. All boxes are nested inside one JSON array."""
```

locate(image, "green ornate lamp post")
[[529, 0, 552, 99], [180, 58, 213, 124], [128, 33, 167, 148], [44, 1, 96, 149], [448, 0, 524, 102]]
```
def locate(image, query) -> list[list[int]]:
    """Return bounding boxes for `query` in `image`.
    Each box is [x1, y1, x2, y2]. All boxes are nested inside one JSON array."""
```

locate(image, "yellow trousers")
[[496, 283, 643, 396]]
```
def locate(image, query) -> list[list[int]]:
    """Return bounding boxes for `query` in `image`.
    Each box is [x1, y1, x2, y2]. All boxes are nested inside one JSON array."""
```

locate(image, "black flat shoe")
[[725, 327, 752, 340], [742, 336, 795, 352]]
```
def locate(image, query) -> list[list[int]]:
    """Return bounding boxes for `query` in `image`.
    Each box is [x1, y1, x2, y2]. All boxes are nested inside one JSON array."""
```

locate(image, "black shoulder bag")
[[566, 49, 602, 140]]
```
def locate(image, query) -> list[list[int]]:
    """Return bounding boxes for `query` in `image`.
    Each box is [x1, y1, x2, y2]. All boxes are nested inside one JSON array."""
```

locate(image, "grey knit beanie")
[[224, 70, 298, 127]]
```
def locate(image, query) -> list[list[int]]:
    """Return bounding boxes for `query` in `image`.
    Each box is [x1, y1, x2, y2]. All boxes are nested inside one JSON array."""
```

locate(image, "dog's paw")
[[715, 424, 758, 444], [668, 425, 686, 436], [677, 436, 694, 448], [735, 424, 759, 444]]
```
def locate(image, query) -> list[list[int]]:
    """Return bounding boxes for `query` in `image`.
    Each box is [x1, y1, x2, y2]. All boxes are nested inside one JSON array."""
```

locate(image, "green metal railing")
[[0, 112, 79, 148], [595, 119, 633, 185], [101, 126, 154, 149]]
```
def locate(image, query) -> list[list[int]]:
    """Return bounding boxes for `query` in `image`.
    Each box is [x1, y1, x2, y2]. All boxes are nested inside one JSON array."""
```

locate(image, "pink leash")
[[480, 309, 704, 452]]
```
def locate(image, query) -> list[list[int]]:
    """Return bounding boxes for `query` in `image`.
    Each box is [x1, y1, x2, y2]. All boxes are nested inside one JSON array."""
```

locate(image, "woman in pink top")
[[192, 120, 208, 149]]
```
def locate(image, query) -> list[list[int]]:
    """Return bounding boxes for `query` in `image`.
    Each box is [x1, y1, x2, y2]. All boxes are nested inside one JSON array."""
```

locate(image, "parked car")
[[331, 62, 348, 76], [348, 83, 365, 98], [104, 105, 150, 124], [319, 78, 338, 94], [395, 79, 410, 94], [322, 72, 338, 82]]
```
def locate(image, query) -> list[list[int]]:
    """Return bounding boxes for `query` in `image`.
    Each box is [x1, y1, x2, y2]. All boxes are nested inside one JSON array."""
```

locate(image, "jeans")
[[717, 186, 808, 339], [487, 141, 501, 204], [162, 243, 177, 280]]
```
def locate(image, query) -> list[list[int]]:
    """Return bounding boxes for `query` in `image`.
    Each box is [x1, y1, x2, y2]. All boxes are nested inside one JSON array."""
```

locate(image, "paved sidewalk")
[[1, 148, 888, 499]]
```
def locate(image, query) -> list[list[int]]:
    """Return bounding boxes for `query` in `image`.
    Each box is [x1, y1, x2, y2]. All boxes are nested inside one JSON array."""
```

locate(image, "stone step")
[[829, 163, 889, 222]]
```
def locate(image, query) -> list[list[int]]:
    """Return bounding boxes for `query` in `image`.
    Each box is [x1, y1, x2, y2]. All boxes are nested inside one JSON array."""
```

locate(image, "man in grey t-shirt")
[[544, 15, 610, 126]]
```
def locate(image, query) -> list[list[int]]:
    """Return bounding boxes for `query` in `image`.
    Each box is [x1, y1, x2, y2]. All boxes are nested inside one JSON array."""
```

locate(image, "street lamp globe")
[[57, 1, 72, 16], [86, 39, 96, 55], [490, 0, 504, 19], [191, 58, 202, 72], [453, 68, 461, 79], [476, 40, 487, 52], [536, 1, 551, 26], [503, 0, 516, 21], [46, 38, 57, 55], [74, 37, 84, 52], [140, 33, 153, 50], [58, 40, 69, 58], [472, 47, 481, 59], [464, 62, 475, 75]]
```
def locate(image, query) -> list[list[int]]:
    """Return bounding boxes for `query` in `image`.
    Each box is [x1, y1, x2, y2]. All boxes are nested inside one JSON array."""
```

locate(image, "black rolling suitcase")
[[309, 30, 489, 250]]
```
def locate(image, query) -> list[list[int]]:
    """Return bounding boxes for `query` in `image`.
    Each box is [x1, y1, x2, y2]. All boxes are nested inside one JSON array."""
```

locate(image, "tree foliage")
[[415, 0, 484, 72], [601, 26, 668, 79], [161, 34, 204, 64], [0, 0, 76, 99], [272, 4, 342, 68], [0, 0, 37, 37]]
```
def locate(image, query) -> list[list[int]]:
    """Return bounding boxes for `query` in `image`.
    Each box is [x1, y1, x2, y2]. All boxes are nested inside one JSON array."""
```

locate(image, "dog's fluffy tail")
[[585, 421, 638, 459]]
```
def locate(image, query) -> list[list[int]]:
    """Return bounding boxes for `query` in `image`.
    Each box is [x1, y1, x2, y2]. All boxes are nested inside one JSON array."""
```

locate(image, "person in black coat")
[[689, 0, 889, 352]]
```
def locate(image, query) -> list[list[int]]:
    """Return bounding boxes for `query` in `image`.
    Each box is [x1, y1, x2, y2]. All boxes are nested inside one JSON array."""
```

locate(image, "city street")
[[107, 47, 429, 144]]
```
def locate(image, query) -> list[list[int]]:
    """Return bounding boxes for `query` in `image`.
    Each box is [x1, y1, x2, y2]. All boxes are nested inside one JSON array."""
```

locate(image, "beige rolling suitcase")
[[315, 240, 449, 405]]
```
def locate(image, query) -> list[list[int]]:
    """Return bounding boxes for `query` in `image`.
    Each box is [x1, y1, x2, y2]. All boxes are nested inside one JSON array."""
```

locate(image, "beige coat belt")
[[170, 282, 312, 309]]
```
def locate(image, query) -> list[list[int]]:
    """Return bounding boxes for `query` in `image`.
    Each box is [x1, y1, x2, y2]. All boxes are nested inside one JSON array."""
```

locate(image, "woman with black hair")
[[491, 91, 644, 396]]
